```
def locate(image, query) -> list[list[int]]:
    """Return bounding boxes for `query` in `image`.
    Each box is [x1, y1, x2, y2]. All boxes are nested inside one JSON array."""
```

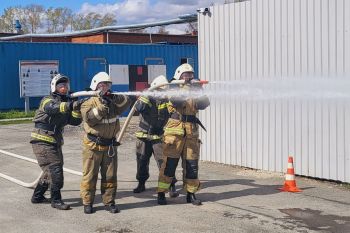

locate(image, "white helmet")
[[90, 72, 112, 90], [173, 63, 194, 80], [51, 74, 69, 93], [150, 75, 168, 90]]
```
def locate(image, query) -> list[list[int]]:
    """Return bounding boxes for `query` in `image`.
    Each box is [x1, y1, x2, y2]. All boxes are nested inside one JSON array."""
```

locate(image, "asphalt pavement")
[[0, 118, 349, 233]]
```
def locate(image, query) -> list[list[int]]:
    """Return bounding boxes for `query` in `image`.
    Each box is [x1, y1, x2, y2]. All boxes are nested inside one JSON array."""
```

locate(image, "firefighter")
[[157, 64, 210, 205], [30, 74, 82, 210], [80, 72, 131, 214], [133, 75, 178, 198]]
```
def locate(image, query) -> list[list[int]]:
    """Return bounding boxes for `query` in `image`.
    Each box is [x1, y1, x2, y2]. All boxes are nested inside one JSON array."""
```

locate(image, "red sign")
[[135, 82, 149, 91], [137, 66, 143, 75]]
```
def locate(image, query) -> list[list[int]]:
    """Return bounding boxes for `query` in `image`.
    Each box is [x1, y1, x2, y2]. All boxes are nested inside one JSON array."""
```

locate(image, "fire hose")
[[0, 149, 82, 188], [70, 79, 209, 144], [0, 79, 208, 188]]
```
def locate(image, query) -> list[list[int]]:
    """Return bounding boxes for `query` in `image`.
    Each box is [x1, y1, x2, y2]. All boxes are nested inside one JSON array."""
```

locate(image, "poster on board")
[[19, 60, 59, 97]]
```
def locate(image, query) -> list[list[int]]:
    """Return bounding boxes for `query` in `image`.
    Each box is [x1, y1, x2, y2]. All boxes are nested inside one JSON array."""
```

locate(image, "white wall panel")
[[109, 65, 128, 85], [198, 0, 350, 182], [147, 65, 166, 84]]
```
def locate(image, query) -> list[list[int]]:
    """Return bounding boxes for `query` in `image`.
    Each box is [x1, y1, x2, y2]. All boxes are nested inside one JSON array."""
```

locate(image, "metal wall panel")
[[198, 0, 350, 182], [0, 42, 197, 110], [147, 65, 167, 84]]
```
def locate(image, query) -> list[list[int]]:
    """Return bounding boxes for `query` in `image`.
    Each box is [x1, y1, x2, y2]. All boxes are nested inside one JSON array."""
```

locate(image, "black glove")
[[66, 100, 74, 111], [128, 95, 138, 103], [70, 96, 78, 102]]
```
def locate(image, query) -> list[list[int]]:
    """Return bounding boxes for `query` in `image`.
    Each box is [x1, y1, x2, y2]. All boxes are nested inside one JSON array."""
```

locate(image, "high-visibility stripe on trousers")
[[157, 134, 201, 193]]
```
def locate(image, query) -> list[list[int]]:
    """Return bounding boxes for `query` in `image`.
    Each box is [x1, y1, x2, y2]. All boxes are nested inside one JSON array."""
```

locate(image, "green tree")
[[71, 12, 116, 31], [0, 6, 29, 33], [25, 4, 44, 33], [46, 7, 73, 33], [99, 13, 116, 27]]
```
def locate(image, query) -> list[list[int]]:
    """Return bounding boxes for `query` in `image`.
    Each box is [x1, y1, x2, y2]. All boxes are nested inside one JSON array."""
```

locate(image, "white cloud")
[[78, 0, 226, 33]]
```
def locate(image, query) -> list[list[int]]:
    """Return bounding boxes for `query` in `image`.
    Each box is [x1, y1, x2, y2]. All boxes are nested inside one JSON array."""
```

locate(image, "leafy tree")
[[99, 13, 117, 27], [0, 7, 29, 33], [25, 4, 44, 33], [72, 12, 116, 31], [0, 5, 116, 33], [46, 7, 72, 33]]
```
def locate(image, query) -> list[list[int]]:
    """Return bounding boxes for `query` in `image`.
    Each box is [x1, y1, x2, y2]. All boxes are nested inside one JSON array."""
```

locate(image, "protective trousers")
[[158, 134, 200, 193], [136, 138, 163, 183], [80, 145, 118, 206], [32, 142, 64, 202]]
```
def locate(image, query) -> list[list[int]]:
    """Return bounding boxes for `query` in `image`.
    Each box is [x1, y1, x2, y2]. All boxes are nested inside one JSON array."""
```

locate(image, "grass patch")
[[0, 110, 35, 119], [0, 119, 33, 125], [341, 183, 350, 189]]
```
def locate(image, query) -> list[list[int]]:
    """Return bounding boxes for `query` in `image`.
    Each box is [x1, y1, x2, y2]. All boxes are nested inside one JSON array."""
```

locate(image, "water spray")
[[70, 80, 209, 98], [117, 79, 209, 144]]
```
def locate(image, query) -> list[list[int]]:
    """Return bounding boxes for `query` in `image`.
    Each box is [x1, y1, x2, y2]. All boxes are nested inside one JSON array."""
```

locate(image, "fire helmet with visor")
[[173, 63, 194, 81], [150, 75, 168, 90], [51, 74, 70, 94], [90, 72, 112, 91]]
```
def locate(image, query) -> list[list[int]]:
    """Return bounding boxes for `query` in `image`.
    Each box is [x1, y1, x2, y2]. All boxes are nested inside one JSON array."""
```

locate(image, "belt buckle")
[[96, 136, 101, 145]]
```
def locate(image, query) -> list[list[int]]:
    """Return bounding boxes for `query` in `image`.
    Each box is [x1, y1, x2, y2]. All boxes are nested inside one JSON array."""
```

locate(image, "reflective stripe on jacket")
[[135, 95, 169, 140], [164, 83, 210, 137], [80, 95, 131, 150], [30, 93, 82, 145]]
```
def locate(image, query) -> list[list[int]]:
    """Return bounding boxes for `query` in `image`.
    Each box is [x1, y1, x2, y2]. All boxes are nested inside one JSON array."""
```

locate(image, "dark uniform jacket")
[[30, 93, 82, 146], [135, 96, 169, 140]]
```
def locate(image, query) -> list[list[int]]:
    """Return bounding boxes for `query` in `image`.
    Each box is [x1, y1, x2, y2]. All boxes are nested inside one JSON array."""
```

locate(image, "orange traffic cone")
[[279, 156, 302, 192]]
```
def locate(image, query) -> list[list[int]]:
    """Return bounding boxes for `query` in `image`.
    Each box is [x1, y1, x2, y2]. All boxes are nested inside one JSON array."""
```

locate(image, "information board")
[[19, 60, 59, 97]]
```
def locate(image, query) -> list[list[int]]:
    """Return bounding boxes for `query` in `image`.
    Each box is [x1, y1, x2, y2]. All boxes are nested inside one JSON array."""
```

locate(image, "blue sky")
[[0, 0, 160, 12], [0, 0, 117, 12], [0, 0, 226, 33]]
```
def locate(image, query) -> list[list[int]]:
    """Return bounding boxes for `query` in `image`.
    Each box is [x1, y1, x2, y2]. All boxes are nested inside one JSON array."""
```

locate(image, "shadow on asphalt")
[[61, 178, 315, 212]]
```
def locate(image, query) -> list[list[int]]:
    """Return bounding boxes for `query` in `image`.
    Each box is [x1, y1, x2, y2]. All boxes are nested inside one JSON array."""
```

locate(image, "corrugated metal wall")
[[198, 0, 350, 182], [0, 42, 197, 109]]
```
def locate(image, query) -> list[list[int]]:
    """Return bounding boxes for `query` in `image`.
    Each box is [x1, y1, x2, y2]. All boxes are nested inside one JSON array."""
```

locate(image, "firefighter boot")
[[51, 190, 70, 210], [169, 182, 179, 198], [105, 204, 120, 213], [186, 192, 202, 206], [133, 181, 146, 193], [31, 182, 50, 204], [157, 192, 167, 205], [84, 205, 93, 214]]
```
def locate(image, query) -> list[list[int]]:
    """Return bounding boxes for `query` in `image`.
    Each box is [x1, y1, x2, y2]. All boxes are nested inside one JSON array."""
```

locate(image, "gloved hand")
[[72, 98, 86, 111], [99, 90, 112, 106], [128, 95, 138, 103], [65, 100, 74, 112], [70, 96, 78, 102]]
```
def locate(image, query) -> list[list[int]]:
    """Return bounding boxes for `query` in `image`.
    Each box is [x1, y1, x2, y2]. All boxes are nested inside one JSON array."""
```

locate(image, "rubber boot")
[[133, 181, 146, 193], [157, 192, 167, 205], [31, 182, 50, 204], [105, 204, 120, 213], [186, 192, 202, 206], [51, 190, 70, 210], [169, 180, 179, 198], [84, 205, 93, 214]]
